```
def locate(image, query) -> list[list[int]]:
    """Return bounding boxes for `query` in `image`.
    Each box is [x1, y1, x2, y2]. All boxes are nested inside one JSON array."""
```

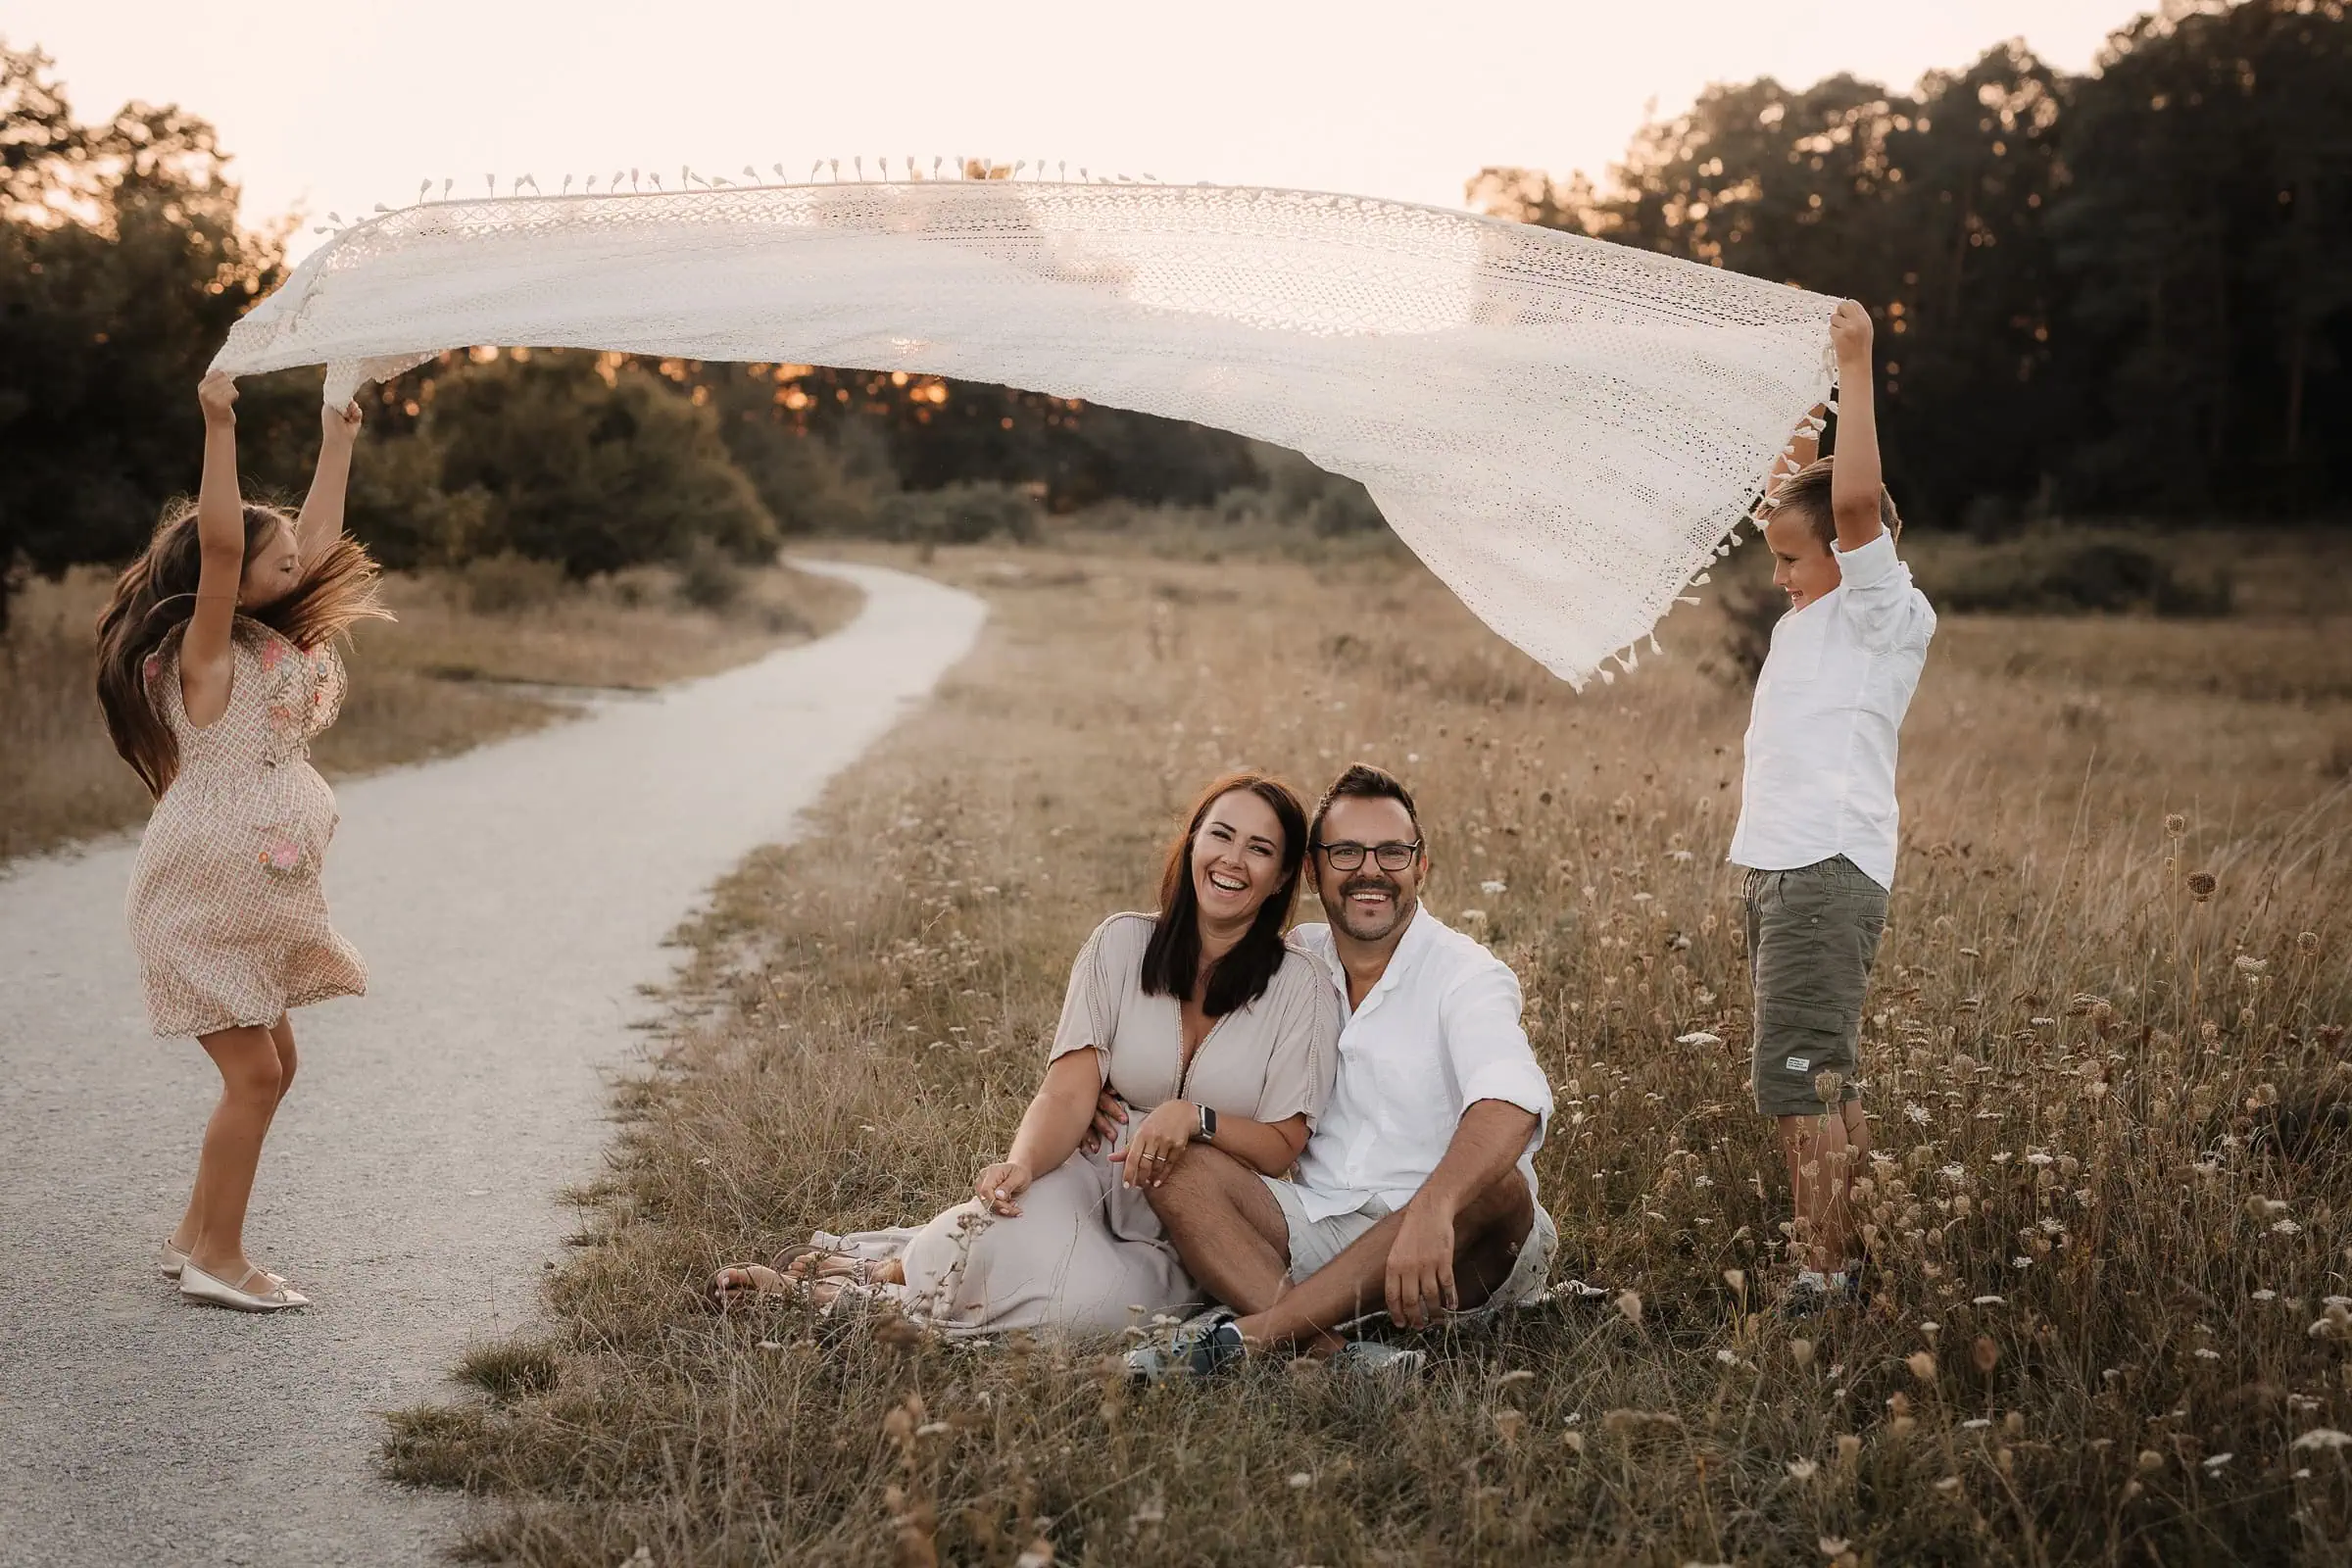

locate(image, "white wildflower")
[[1676, 1031, 1724, 1048], [2291, 1429, 2352, 1451]]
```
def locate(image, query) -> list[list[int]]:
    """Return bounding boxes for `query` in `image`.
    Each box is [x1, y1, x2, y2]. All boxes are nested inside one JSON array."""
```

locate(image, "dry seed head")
[[1973, 1336, 2001, 1374], [1837, 1434, 1863, 1464], [2299, 931, 2322, 955], [1616, 1290, 1643, 1324], [2187, 871, 2218, 901], [1789, 1338, 1815, 1368], [1907, 1351, 1938, 1381], [2165, 813, 2186, 838], [1814, 1069, 1846, 1105]]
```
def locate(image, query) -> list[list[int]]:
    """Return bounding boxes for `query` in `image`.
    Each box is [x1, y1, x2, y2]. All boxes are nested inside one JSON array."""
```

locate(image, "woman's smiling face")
[[1190, 788, 1288, 928]]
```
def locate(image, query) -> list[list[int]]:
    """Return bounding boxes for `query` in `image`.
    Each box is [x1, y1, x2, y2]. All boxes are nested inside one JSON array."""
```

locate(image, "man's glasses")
[[1314, 839, 1423, 872]]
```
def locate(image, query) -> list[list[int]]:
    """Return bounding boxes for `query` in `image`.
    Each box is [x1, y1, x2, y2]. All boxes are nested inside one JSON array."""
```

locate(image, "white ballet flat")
[[179, 1259, 310, 1312], [158, 1239, 189, 1280]]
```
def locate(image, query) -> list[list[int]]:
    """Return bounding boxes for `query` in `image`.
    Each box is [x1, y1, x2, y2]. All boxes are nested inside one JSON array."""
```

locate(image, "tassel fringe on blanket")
[[214, 167, 1840, 689]]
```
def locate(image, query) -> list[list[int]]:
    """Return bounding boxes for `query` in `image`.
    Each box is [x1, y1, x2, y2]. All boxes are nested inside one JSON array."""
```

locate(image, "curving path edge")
[[0, 562, 986, 1567]]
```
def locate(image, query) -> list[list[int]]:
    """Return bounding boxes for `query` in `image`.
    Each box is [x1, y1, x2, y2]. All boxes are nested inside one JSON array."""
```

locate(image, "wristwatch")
[[1194, 1102, 1218, 1143]]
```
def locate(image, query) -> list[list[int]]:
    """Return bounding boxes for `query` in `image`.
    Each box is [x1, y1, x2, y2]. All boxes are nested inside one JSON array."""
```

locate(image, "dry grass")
[[0, 560, 859, 862], [385, 539, 2352, 1566]]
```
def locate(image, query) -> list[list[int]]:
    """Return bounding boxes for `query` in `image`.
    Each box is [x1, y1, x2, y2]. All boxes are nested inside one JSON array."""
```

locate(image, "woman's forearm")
[[1003, 1052, 1100, 1177]]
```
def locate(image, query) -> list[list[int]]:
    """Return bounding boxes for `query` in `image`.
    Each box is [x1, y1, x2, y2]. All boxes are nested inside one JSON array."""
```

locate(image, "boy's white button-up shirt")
[[1286, 908, 1553, 1223], [1729, 528, 1936, 891]]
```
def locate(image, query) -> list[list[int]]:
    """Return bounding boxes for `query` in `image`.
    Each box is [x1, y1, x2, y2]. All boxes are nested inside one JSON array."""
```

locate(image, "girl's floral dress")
[[125, 617, 366, 1037]]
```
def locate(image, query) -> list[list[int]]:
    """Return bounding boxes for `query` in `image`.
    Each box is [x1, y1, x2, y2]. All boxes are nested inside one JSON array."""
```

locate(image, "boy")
[[1732, 300, 1936, 1315]]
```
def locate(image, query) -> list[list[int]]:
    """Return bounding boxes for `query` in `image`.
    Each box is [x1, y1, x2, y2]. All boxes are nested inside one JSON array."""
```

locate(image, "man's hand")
[[321, 398, 363, 445], [197, 370, 238, 425], [1385, 1200, 1458, 1328], [1830, 300, 1873, 370], [1108, 1099, 1193, 1189], [1077, 1088, 1128, 1155]]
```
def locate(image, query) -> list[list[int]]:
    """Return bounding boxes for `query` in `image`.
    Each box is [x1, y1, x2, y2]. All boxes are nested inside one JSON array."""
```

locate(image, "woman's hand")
[[321, 398, 363, 445], [1110, 1099, 1196, 1189], [197, 371, 238, 425], [973, 1160, 1033, 1217]]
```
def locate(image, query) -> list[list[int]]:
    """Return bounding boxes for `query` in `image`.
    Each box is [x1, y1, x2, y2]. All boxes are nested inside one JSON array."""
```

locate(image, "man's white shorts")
[[1258, 1174, 1557, 1320]]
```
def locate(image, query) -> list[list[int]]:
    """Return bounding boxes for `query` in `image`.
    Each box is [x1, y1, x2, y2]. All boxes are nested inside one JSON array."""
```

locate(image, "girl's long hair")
[[1139, 771, 1309, 1018], [93, 501, 392, 799]]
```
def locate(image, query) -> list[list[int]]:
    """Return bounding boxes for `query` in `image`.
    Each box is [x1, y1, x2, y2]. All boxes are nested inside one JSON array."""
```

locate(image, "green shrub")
[[457, 551, 569, 614], [673, 538, 747, 611], [875, 481, 1042, 545], [1931, 539, 2233, 617]]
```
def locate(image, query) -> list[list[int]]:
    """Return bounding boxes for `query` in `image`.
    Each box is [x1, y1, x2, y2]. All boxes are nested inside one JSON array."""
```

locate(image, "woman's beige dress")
[[125, 618, 367, 1038], [823, 912, 1341, 1337]]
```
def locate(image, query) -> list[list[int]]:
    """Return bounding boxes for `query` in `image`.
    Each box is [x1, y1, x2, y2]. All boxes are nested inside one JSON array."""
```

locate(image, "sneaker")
[[1779, 1269, 1859, 1320], [1124, 1311, 1246, 1383], [1327, 1340, 1427, 1379]]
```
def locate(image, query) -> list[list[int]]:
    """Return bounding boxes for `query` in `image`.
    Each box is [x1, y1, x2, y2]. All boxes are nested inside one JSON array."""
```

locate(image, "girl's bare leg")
[[172, 1015, 296, 1258], [173, 1024, 286, 1282]]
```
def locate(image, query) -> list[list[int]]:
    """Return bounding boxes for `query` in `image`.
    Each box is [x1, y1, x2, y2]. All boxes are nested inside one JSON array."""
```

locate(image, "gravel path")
[[0, 562, 985, 1567]]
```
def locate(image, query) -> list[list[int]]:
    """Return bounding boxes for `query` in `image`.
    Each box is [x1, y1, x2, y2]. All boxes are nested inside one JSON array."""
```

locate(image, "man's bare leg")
[[1147, 1146, 1294, 1317], [1236, 1168, 1534, 1353]]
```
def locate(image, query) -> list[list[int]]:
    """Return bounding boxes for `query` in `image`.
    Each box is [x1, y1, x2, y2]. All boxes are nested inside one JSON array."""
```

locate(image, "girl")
[[95, 371, 391, 1312]]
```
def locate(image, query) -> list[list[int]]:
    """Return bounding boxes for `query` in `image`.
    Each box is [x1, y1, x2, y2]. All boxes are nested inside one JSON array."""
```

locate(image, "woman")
[[710, 771, 1340, 1336]]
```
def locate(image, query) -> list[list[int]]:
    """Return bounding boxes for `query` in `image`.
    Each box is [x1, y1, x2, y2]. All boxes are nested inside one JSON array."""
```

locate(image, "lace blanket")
[[211, 179, 1839, 686]]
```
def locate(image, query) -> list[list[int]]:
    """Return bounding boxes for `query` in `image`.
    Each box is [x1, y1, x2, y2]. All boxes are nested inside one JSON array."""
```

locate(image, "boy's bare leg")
[[1234, 1168, 1534, 1354], [1778, 1102, 1869, 1274], [1147, 1146, 1295, 1317], [1835, 1100, 1870, 1266]]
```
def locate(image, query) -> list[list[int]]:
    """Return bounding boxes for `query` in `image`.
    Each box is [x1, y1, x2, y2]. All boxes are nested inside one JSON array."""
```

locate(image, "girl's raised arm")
[[295, 398, 364, 571], [179, 371, 246, 728]]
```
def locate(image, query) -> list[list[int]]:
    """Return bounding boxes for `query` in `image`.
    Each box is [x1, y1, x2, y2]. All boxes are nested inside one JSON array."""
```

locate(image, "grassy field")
[[0, 557, 860, 862], [384, 530, 2352, 1566]]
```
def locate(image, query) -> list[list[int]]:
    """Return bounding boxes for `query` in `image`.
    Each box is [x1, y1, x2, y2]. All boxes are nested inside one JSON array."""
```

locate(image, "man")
[[1122, 762, 1555, 1377]]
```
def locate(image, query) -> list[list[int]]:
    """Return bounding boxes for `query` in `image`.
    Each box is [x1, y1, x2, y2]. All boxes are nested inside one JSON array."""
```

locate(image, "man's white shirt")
[[1728, 528, 1936, 891], [1286, 908, 1553, 1223]]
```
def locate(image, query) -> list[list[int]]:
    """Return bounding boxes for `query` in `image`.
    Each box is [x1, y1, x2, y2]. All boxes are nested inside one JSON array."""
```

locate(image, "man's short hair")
[[1309, 762, 1420, 850], [1769, 456, 1902, 552]]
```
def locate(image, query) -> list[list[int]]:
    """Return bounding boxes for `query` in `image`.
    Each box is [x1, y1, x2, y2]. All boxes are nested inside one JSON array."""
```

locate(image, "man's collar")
[[1342, 903, 1431, 1010]]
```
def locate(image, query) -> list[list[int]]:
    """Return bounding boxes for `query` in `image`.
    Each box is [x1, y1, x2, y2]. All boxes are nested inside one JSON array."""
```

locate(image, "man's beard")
[[1328, 873, 1414, 941]]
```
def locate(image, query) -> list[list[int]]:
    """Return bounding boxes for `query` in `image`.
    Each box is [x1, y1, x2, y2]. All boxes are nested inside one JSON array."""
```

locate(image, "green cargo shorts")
[[1742, 856, 1887, 1118]]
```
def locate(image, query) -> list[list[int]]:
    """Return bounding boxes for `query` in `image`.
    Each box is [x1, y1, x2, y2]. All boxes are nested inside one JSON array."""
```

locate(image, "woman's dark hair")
[[1307, 761, 1421, 851], [94, 500, 392, 799], [1140, 771, 1308, 1018]]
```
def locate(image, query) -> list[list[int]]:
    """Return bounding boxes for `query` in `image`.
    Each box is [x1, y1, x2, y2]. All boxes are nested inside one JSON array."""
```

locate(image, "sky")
[[12, 0, 2149, 260]]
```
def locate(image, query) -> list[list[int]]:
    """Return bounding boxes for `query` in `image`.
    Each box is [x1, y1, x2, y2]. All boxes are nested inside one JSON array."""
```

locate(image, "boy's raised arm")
[[1827, 300, 1884, 552]]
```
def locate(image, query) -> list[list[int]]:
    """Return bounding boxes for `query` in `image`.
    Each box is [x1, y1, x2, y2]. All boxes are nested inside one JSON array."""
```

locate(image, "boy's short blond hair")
[[1767, 456, 1901, 550]]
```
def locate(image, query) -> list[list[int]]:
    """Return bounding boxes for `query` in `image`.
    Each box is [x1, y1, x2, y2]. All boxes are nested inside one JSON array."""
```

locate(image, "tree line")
[[1473, 0, 2351, 528], [3, 1, 2346, 628]]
